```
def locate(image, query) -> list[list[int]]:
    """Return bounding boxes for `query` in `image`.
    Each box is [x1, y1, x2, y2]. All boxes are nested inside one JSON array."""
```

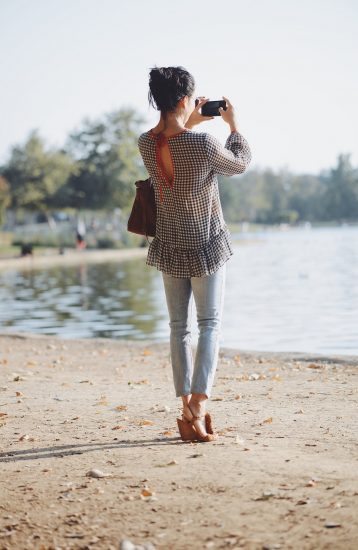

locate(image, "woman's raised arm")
[[205, 131, 252, 176]]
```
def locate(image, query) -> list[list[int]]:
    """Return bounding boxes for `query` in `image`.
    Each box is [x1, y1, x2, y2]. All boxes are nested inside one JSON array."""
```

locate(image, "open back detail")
[[149, 129, 189, 203], [153, 132, 174, 203], [138, 128, 252, 278]]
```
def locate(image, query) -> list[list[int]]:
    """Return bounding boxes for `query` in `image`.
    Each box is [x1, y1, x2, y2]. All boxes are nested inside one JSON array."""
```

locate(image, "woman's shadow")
[[0, 435, 186, 463]]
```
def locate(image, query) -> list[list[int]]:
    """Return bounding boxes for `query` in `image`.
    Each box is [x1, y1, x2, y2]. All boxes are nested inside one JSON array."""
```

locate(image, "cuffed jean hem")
[[162, 262, 226, 399]]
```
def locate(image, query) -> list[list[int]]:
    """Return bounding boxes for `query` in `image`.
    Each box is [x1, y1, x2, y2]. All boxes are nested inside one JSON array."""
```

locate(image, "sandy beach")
[[0, 332, 357, 549]]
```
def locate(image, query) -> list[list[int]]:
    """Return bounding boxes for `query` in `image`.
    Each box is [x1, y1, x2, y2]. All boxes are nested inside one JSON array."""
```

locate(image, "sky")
[[1, 0, 357, 174]]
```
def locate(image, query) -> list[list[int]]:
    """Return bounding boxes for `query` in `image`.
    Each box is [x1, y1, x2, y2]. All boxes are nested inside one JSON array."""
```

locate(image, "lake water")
[[0, 225, 357, 356]]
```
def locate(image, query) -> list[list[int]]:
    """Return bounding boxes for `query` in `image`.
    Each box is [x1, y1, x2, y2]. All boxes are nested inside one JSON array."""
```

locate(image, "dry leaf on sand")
[[19, 434, 35, 441], [115, 405, 128, 411], [140, 487, 157, 501], [137, 419, 154, 426]]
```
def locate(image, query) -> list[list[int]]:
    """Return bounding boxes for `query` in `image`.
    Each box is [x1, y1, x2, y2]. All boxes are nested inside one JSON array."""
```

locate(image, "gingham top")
[[137, 127, 251, 278]]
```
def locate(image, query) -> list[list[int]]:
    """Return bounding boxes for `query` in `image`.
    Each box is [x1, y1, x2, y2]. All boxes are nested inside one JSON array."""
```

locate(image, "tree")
[[1, 130, 75, 222], [321, 154, 358, 221], [288, 173, 324, 222], [62, 107, 147, 210], [0, 176, 11, 227]]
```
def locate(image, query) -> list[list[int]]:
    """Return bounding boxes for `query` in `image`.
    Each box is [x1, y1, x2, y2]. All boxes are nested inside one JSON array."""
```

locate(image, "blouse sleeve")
[[204, 131, 252, 176]]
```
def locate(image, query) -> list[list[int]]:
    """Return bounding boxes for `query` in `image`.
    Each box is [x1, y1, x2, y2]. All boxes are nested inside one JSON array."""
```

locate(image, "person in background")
[[76, 218, 86, 250]]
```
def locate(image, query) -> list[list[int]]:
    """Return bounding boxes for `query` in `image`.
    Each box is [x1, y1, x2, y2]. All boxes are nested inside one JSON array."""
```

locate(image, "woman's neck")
[[152, 113, 186, 134]]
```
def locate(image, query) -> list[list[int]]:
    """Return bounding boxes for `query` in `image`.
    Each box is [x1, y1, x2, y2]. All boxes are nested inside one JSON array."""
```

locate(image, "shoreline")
[[0, 247, 148, 272], [1, 330, 358, 367], [0, 332, 357, 549]]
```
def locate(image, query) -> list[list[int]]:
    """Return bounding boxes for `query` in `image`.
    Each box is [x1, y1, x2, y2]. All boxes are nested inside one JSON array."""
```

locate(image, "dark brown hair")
[[148, 66, 195, 113]]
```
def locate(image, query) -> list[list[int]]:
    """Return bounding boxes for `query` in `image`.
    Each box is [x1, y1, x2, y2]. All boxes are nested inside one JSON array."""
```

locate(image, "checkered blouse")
[[137, 128, 251, 278]]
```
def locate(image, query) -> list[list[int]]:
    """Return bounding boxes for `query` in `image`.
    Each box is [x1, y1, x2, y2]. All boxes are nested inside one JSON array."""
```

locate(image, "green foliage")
[[12, 232, 74, 248], [61, 107, 147, 209], [0, 176, 11, 226], [219, 157, 358, 224], [2, 131, 75, 216], [96, 237, 119, 249], [0, 105, 357, 228], [320, 154, 358, 221]]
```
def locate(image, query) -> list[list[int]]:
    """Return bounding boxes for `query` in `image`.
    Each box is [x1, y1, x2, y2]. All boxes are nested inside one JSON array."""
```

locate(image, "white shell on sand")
[[86, 468, 112, 478], [119, 540, 156, 550]]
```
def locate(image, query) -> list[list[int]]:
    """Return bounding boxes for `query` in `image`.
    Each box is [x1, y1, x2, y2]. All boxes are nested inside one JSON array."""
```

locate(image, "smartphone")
[[195, 99, 227, 116]]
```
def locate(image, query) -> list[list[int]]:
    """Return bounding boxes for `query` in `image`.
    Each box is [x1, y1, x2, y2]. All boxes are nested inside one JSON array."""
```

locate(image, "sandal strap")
[[182, 414, 205, 422], [183, 404, 206, 423]]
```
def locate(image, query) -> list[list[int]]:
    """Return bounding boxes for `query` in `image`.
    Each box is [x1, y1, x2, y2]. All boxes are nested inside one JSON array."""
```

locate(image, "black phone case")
[[199, 100, 227, 117]]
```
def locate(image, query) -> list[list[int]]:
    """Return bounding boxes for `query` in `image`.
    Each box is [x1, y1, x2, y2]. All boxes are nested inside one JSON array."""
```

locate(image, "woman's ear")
[[178, 95, 188, 110]]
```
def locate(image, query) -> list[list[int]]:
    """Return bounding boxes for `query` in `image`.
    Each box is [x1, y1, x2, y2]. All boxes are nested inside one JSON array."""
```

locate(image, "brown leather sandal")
[[181, 409, 214, 434], [176, 416, 199, 441], [177, 403, 218, 442], [189, 414, 218, 442], [204, 412, 214, 435]]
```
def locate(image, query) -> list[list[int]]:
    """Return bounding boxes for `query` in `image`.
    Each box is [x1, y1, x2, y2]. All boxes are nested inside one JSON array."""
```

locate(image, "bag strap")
[[142, 180, 153, 245]]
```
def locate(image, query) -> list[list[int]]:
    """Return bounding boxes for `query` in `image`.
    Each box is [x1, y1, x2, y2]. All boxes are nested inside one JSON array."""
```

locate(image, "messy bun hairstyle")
[[148, 66, 195, 114]]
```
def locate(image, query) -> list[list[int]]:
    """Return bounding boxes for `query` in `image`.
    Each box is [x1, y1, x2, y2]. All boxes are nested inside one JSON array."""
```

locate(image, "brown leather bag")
[[127, 177, 156, 241]]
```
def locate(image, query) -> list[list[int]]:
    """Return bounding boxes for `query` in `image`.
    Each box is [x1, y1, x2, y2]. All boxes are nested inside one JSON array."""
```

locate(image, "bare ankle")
[[190, 392, 207, 402], [181, 394, 191, 407]]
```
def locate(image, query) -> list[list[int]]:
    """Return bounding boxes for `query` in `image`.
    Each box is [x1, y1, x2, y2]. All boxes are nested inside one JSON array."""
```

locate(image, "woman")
[[138, 66, 251, 442]]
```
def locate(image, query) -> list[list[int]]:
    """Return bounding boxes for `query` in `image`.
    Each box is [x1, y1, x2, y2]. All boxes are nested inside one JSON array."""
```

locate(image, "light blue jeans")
[[161, 262, 226, 398]]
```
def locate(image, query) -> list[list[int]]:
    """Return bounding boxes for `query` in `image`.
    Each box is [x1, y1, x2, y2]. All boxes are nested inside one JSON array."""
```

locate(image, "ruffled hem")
[[145, 226, 234, 278]]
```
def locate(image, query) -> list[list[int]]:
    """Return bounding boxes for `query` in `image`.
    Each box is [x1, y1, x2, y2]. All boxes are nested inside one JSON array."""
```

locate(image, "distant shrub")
[[96, 237, 118, 249], [12, 234, 74, 248]]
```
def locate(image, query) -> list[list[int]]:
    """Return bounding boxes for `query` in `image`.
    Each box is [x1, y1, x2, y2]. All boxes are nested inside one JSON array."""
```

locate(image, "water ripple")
[[0, 226, 357, 355]]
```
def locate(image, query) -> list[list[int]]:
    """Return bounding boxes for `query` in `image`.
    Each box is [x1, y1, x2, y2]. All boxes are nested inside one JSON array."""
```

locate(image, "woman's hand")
[[185, 97, 214, 129], [219, 96, 239, 131]]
